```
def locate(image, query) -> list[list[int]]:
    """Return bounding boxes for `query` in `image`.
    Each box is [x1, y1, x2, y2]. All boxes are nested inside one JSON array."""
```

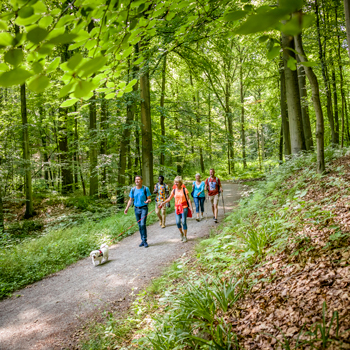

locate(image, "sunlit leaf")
[[0, 33, 14, 47], [79, 56, 108, 78], [47, 57, 61, 73], [67, 53, 83, 71], [0, 68, 33, 87], [28, 75, 50, 93], [18, 6, 34, 18], [73, 80, 97, 98], [60, 98, 79, 108]]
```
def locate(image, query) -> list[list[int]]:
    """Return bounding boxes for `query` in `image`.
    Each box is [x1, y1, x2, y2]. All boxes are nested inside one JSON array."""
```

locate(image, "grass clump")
[[0, 206, 171, 299]]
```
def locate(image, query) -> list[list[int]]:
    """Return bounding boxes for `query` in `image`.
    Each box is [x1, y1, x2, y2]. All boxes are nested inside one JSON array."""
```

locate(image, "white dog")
[[90, 244, 109, 266]]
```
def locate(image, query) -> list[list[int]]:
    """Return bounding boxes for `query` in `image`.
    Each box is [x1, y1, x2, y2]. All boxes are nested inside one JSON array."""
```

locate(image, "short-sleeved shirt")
[[205, 177, 221, 196], [172, 184, 186, 190], [172, 188, 190, 208], [129, 186, 151, 207], [154, 183, 169, 203], [193, 181, 205, 198]]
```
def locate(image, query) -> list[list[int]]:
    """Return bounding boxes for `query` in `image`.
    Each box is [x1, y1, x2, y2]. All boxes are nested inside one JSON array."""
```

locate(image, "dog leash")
[[108, 208, 157, 245]]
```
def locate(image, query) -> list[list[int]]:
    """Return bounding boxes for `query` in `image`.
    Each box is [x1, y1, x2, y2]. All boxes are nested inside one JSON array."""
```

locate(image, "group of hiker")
[[124, 169, 223, 248]]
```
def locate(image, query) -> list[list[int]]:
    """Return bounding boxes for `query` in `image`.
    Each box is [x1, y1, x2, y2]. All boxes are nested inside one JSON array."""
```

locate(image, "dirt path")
[[0, 183, 242, 350]]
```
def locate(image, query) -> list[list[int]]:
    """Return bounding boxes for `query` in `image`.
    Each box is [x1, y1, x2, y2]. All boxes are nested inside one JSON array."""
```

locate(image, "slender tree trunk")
[[160, 54, 167, 167], [332, 69, 340, 143], [280, 60, 292, 156], [343, 0, 350, 61], [315, 0, 336, 145], [75, 116, 86, 196], [257, 124, 262, 170], [281, 33, 304, 154], [239, 57, 247, 168], [297, 58, 314, 150], [294, 28, 325, 173], [117, 98, 134, 205], [100, 95, 108, 198], [336, 4, 346, 147], [139, 44, 153, 189], [279, 124, 283, 162], [208, 89, 212, 162], [0, 186, 3, 234], [21, 83, 34, 218], [39, 107, 49, 185], [89, 92, 98, 196], [134, 112, 141, 176]]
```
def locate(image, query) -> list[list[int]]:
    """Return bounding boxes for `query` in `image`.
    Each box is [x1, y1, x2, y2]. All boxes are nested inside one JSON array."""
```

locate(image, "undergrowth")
[[79, 147, 350, 350], [0, 204, 172, 299]]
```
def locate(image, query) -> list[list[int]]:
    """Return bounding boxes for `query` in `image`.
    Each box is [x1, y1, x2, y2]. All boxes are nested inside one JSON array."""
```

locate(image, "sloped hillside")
[[81, 149, 350, 350]]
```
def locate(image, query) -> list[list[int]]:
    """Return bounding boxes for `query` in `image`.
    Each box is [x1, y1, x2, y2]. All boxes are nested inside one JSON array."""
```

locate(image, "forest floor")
[[0, 182, 243, 350]]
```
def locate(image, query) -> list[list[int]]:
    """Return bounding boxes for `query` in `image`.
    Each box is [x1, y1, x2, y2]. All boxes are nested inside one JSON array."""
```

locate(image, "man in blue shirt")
[[124, 175, 152, 247]]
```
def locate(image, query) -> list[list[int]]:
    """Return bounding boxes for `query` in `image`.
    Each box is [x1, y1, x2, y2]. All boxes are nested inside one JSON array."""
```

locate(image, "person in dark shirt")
[[205, 168, 223, 223]]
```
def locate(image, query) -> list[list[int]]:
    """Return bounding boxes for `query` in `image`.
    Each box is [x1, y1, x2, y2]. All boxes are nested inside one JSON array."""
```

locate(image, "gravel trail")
[[0, 183, 242, 350]]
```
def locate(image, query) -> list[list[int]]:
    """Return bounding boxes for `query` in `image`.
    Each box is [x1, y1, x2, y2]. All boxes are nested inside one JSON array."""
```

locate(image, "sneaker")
[[196, 218, 200, 222], [180, 233, 184, 241], [139, 241, 144, 247], [159, 220, 162, 226], [214, 218, 218, 223], [213, 216, 215, 220], [144, 242, 149, 248], [182, 236, 187, 243], [161, 224, 165, 228]]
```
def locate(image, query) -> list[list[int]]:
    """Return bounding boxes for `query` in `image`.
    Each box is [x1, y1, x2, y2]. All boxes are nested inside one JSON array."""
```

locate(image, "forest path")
[[0, 183, 242, 350]]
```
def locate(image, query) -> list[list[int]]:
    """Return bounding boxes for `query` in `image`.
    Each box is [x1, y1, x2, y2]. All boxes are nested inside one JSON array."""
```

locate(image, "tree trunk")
[[315, 0, 336, 145], [336, 4, 346, 147], [21, 83, 34, 218], [39, 107, 49, 185], [208, 89, 212, 162], [160, 54, 167, 167], [343, 0, 350, 61], [100, 95, 108, 198], [297, 58, 314, 150], [280, 60, 292, 156], [139, 40, 153, 189], [332, 69, 340, 144], [89, 92, 98, 197], [0, 187, 3, 234], [117, 97, 134, 206], [257, 124, 262, 169], [281, 33, 304, 154], [239, 57, 247, 168], [294, 28, 325, 173], [58, 107, 74, 194], [279, 124, 284, 162]]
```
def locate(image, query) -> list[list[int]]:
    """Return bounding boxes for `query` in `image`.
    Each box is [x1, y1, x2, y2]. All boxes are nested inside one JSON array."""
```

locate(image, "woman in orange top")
[[161, 176, 193, 242]]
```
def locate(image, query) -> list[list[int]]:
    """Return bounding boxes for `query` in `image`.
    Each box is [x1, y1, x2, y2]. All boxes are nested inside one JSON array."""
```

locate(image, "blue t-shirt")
[[193, 181, 205, 197], [129, 186, 152, 207]]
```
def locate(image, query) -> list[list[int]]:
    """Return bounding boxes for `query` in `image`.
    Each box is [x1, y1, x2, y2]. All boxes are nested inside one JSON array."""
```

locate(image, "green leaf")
[[15, 14, 41, 26], [300, 61, 317, 67], [32, 1, 47, 14], [224, 10, 247, 21], [128, 79, 137, 87], [47, 57, 61, 73], [0, 68, 33, 87], [48, 33, 77, 44], [235, 8, 290, 35], [73, 80, 96, 98], [0, 63, 9, 72], [267, 46, 280, 60], [18, 6, 34, 18], [4, 49, 24, 67], [28, 75, 50, 93], [39, 16, 53, 28], [58, 82, 75, 98], [60, 98, 79, 108], [67, 53, 83, 70], [105, 92, 115, 99], [258, 35, 269, 43], [32, 62, 43, 74], [118, 81, 126, 89], [287, 56, 297, 70], [243, 4, 254, 12], [27, 27, 48, 44], [79, 56, 108, 78], [0, 33, 14, 47], [279, 0, 303, 12], [0, 20, 8, 30]]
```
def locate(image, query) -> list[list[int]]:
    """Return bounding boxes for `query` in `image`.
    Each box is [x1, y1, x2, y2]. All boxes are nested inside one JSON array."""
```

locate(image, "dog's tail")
[[100, 243, 109, 249]]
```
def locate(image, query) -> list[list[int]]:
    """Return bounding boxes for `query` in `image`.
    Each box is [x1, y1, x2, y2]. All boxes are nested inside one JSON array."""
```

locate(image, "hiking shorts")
[[209, 194, 219, 206]]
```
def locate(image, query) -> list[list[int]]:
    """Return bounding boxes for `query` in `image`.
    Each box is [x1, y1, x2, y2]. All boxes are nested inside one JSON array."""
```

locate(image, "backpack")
[[206, 177, 220, 192], [131, 186, 148, 207]]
